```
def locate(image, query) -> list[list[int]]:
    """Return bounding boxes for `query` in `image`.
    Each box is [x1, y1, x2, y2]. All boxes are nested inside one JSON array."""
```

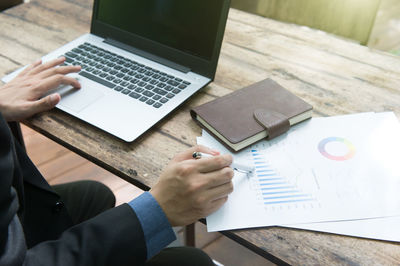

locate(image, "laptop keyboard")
[[62, 43, 191, 109]]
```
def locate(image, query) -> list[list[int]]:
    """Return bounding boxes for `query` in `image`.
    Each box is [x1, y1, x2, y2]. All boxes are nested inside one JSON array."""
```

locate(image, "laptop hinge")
[[104, 38, 191, 74]]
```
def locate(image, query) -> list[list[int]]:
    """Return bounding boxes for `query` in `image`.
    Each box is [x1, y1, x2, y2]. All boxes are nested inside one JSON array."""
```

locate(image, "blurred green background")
[[231, 0, 381, 45]]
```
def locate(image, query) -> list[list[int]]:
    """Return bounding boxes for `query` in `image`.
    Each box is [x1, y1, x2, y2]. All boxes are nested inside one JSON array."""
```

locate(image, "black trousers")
[[53, 180, 214, 266]]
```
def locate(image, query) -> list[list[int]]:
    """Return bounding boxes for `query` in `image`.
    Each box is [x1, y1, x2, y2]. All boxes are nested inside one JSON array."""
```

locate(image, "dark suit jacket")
[[0, 114, 147, 266]]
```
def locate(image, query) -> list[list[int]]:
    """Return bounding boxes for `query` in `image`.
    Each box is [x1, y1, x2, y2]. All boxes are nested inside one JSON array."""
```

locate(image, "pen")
[[192, 152, 254, 174]]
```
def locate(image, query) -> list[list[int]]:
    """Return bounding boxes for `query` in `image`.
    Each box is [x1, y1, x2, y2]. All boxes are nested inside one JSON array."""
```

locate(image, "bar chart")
[[249, 149, 316, 210]]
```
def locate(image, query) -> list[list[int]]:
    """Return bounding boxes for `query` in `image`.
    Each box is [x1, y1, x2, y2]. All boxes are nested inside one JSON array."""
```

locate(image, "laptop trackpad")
[[57, 85, 104, 113]]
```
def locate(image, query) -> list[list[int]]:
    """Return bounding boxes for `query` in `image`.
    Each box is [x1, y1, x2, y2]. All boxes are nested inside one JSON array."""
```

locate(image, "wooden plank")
[[22, 126, 69, 167]]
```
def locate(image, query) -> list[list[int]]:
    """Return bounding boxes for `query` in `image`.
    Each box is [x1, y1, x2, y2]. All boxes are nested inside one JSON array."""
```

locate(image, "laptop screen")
[[96, 0, 225, 61]]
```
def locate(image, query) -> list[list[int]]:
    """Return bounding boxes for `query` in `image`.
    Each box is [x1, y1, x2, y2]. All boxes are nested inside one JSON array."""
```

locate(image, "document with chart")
[[198, 112, 400, 232]]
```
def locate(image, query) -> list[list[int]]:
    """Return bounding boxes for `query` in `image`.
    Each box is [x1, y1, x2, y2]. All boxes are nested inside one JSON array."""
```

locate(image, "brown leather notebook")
[[190, 79, 313, 151]]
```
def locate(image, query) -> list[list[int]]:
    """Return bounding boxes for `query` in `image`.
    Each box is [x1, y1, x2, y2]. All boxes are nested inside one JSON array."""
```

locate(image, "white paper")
[[198, 112, 400, 235]]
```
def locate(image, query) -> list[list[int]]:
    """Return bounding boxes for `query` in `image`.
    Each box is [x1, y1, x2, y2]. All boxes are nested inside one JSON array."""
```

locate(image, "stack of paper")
[[197, 112, 400, 242]]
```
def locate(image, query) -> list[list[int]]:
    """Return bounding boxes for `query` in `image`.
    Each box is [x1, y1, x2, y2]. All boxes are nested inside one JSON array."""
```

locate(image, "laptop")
[[3, 0, 230, 142]]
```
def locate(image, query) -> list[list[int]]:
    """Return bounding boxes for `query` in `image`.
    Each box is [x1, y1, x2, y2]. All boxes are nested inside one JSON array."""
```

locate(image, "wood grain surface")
[[1, 0, 400, 265]]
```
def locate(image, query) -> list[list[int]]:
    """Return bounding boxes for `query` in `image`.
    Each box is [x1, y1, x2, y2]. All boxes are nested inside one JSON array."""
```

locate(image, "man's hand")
[[150, 145, 234, 226], [0, 57, 81, 121]]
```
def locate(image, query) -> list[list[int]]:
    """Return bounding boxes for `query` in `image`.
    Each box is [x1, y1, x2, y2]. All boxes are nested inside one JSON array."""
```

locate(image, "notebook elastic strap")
[[253, 109, 290, 140]]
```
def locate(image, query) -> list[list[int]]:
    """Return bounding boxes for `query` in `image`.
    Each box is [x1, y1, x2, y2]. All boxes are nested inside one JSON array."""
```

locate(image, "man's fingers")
[[29, 57, 66, 75], [18, 59, 42, 77], [195, 154, 233, 173], [38, 65, 81, 79], [206, 181, 234, 202], [24, 93, 61, 117], [38, 74, 81, 94], [201, 166, 234, 189], [173, 145, 220, 162]]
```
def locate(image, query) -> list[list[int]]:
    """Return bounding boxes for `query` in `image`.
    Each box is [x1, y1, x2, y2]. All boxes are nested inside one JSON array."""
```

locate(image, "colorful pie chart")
[[318, 137, 356, 161]]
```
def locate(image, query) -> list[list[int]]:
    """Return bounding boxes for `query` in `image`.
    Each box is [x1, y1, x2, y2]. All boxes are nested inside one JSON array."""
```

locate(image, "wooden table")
[[1, 0, 400, 265]]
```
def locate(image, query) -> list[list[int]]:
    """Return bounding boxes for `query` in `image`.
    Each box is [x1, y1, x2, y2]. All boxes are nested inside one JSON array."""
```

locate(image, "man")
[[0, 57, 234, 265]]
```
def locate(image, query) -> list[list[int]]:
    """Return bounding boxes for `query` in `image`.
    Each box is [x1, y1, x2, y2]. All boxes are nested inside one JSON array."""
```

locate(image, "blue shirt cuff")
[[128, 192, 176, 260]]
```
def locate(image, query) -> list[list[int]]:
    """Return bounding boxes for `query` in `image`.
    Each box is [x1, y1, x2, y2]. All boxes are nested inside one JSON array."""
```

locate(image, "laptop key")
[[135, 87, 144, 93], [183, 81, 191, 85], [153, 88, 167, 96], [153, 95, 161, 100], [79, 71, 116, 89], [139, 96, 148, 102], [138, 81, 146, 87], [167, 80, 179, 87], [114, 86, 123, 92], [72, 48, 83, 54], [64, 57, 74, 63], [145, 84, 154, 90], [128, 85, 136, 90], [121, 89, 131, 95], [121, 81, 129, 87], [146, 99, 155, 105], [172, 89, 181, 94], [143, 91, 154, 97], [164, 85, 173, 91], [178, 84, 187, 89], [160, 98, 169, 104], [153, 102, 162, 108], [157, 83, 166, 88], [129, 92, 141, 99], [166, 93, 175, 99]]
